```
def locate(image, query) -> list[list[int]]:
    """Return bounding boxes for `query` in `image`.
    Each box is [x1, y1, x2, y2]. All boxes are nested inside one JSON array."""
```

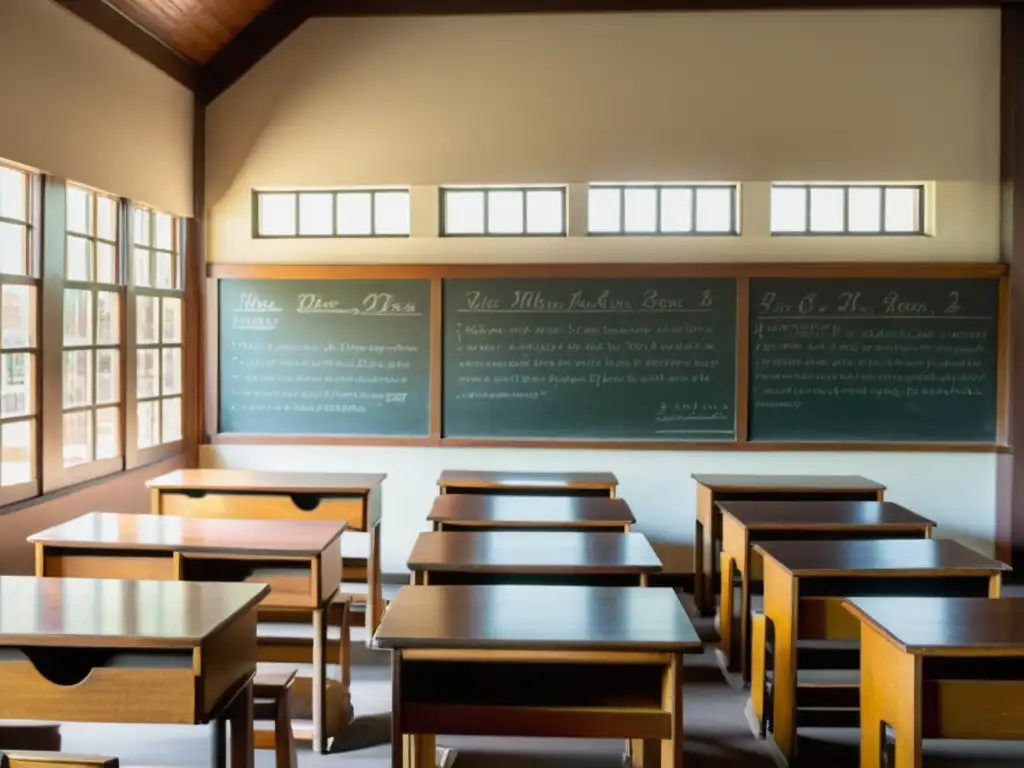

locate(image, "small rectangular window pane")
[[298, 193, 334, 236], [623, 188, 657, 233], [0, 222, 27, 275], [133, 248, 152, 288], [525, 190, 564, 234], [884, 187, 920, 232], [0, 167, 27, 221], [588, 187, 621, 233], [695, 188, 733, 233], [137, 400, 159, 449], [336, 192, 372, 236], [63, 350, 92, 408], [95, 406, 119, 459], [155, 251, 174, 289], [137, 349, 159, 399], [96, 242, 117, 284], [155, 213, 174, 250], [96, 196, 118, 242], [66, 236, 92, 281], [162, 397, 182, 443], [444, 191, 485, 235], [66, 187, 91, 235], [96, 349, 119, 405], [162, 298, 182, 343], [96, 291, 119, 345], [770, 186, 807, 233], [2, 284, 35, 348], [373, 191, 410, 235], [1, 419, 34, 485], [1, 352, 33, 417], [848, 187, 883, 232], [487, 191, 524, 234], [63, 289, 92, 346], [133, 209, 150, 246], [809, 188, 845, 233], [162, 347, 182, 395], [257, 193, 296, 237], [62, 411, 92, 467], [660, 188, 693, 233], [136, 296, 158, 344]]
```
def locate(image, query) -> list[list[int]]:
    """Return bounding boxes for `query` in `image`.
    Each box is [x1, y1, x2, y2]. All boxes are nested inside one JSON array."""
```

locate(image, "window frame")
[[251, 188, 412, 239], [769, 183, 926, 236], [438, 186, 568, 238], [586, 183, 740, 237]]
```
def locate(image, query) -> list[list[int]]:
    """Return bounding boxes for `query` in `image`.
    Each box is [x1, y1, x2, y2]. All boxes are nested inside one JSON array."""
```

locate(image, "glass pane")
[[1, 352, 33, 417], [96, 242, 117, 284], [137, 349, 159, 399], [162, 347, 182, 395], [297, 193, 333, 236], [63, 289, 92, 346], [848, 187, 883, 232], [2, 284, 35, 348], [133, 209, 150, 246], [137, 400, 159, 449], [660, 188, 693, 233], [373, 191, 410, 235], [336, 192, 372, 236], [443, 191, 485, 235], [885, 187, 921, 233], [62, 410, 92, 467], [136, 295, 158, 344], [96, 291, 119, 345], [133, 248, 152, 288], [257, 193, 296, 237], [623, 188, 657, 234], [95, 406, 119, 460], [588, 187, 621, 233], [96, 349, 119, 404], [1, 419, 34, 486], [66, 236, 92, 281], [162, 397, 182, 443], [0, 166, 27, 221], [525, 190, 564, 235], [66, 186, 91, 235], [0, 222, 27, 275], [770, 186, 808, 233], [63, 350, 92, 408], [487, 191, 524, 234], [155, 251, 174, 289], [809, 188, 845, 233], [96, 196, 117, 242], [161, 297, 182, 343], [695, 188, 734, 233], [155, 212, 174, 250]]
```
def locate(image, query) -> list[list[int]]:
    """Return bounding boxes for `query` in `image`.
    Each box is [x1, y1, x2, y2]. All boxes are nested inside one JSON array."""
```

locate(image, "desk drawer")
[[0, 648, 196, 724], [180, 557, 318, 610], [157, 491, 367, 530]]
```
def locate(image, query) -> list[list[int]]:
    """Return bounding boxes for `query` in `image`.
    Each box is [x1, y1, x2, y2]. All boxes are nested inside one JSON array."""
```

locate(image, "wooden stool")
[[0, 725, 60, 752], [254, 669, 298, 768], [0, 754, 116, 768]]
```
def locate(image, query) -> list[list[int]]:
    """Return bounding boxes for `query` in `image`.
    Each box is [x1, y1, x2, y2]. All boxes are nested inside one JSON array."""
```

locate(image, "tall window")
[[133, 206, 183, 449], [0, 163, 38, 492], [63, 184, 122, 468]]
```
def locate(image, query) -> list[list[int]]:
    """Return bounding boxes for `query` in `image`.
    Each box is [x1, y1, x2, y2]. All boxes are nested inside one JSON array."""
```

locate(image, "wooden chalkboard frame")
[[205, 262, 1009, 452]]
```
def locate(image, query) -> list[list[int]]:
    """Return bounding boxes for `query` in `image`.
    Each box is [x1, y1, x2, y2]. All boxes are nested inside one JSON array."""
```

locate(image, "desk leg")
[[719, 553, 736, 668], [211, 718, 227, 768], [366, 520, 384, 648], [763, 562, 798, 764], [860, 622, 922, 768], [693, 516, 706, 616], [312, 605, 328, 753], [228, 679, 255, 768], [661, 654, 683, 768]]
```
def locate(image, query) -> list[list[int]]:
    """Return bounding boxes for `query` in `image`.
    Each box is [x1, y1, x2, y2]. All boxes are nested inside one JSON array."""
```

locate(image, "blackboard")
[[219, 278, 431, 436], [748, 277, 1000, 442], [442, 277, 738, 440]]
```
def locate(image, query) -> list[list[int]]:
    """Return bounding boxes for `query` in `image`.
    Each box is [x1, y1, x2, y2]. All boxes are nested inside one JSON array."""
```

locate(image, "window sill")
[[129, 440, 184, 470]]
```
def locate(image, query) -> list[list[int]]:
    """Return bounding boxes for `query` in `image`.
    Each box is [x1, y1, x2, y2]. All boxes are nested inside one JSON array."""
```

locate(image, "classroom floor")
[[56, 592, 1024, 768]]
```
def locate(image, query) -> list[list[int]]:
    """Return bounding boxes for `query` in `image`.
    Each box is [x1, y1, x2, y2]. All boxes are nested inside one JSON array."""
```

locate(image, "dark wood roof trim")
[[54, 0, 196, 90], [308, 0, 1000, 13]]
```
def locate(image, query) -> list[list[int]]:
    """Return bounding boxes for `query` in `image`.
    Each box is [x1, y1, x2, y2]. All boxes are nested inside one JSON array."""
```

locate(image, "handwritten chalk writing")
[[235, 292, 281, 312]]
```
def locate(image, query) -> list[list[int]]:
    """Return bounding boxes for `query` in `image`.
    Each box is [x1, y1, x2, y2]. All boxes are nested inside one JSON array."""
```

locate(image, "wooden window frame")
[[439, 186, 568, 237], [252, 188, 411, 239], [586, 183, 740, 236], [769, 183, 926, 236]]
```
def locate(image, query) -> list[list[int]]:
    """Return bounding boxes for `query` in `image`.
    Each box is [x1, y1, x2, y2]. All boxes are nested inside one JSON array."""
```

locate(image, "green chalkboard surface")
[[749, 277, 1000, 442], [442, 277, 738, 440], [219, 278, 431, 436]]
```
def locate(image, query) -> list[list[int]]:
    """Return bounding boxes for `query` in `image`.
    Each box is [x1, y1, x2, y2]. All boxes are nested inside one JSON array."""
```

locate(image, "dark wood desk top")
[[437, 470, 619, 491], [845, 597, 1024, 656], [754, 538, 1010, 577], [718, 501, 935, 531], [147, 468, 386, 493], [373, 584, 702, 652], [427, 494, 635, 526], [691, 474, 885, 492], [28, 512, 346, 557], [407, 531, 662, 573], [0, 576, 268, 649]]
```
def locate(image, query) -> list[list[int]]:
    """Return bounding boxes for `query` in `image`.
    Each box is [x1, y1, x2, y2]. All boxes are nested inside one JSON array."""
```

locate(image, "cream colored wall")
[[203, 9, 1003, 573], [0, 0, 193, 216]]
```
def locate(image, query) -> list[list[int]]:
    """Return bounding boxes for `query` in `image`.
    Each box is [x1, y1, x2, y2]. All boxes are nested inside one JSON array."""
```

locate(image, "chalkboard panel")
[[219, 279, 431, 436], [749, 277, 999, 442], [443, 277, 738, 440]]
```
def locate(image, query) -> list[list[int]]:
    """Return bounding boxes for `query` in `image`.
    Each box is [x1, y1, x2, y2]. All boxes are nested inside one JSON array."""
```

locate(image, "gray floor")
[[55, 592, 1024, 767]]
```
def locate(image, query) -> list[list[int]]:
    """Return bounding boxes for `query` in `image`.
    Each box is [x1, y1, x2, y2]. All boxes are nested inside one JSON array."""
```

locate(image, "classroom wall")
[[203, 9, 1003, 573], [0, 0, 194, 216]]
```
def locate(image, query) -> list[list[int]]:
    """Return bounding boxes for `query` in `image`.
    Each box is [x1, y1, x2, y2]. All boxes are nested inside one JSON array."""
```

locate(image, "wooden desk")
[[751, 538, 1008, 766], [427, 495, 635, 532], [147, 469, 386, 641], [437, 470, 618, 498], [28, 511, 346, 753], [0, 576, 267, 768], [691, 474, 886, 616], [718, 501, 935, 682], [845, 597, 1024, 768], [375, 584, 702, 768], [407, 531, 662, 587]]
